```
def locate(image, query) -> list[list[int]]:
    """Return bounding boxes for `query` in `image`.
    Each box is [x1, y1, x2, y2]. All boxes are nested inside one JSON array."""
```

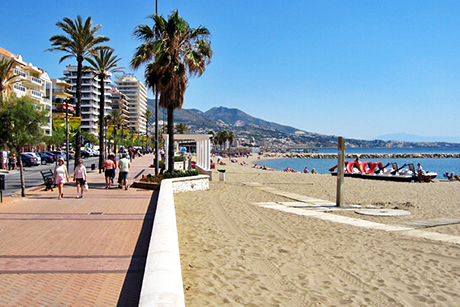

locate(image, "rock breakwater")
[[283, 153, 460, 159]]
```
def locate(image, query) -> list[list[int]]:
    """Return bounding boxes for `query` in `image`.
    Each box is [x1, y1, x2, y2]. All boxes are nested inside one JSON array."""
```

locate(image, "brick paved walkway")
[[0, 154, 157, 307]]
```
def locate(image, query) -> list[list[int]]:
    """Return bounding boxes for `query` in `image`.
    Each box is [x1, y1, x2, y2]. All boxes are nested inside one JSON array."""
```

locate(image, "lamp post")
[[65, 97, 76, 172], [56, 97, 76, 171], [105, 115, 111, 159]]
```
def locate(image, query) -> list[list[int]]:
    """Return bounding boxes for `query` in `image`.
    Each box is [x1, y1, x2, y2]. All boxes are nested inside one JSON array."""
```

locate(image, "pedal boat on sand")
[[329, 161, 437, 182]]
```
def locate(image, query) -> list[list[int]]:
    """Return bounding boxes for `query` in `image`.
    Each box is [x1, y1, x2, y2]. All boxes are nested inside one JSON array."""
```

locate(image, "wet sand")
[[174, 154, 460, 306]]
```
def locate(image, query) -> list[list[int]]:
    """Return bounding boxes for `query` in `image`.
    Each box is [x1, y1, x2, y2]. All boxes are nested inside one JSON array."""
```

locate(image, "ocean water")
[[256, 147, 460, 178]]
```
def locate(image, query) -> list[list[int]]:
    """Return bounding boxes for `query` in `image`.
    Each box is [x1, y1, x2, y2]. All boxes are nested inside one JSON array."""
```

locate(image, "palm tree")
[[108, 109, 127, 155], [175, 122, 187, 134], [131, 10, 213, 171], [46, 15, 110, 168], [143, 109, 153, 135], [0, 56, 20, 104], [218, 131, 229, 150], [85, 49, 123, 172], [109, 109, 126, 127], [227, 131, 235, 149]]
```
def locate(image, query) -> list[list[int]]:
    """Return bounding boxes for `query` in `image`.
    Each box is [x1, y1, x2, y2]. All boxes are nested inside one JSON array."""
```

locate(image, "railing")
[[13, 68, 26, 78], [30, 90, 42, 98], [13, 84, 26, 92], [30, 76, 42, 85]]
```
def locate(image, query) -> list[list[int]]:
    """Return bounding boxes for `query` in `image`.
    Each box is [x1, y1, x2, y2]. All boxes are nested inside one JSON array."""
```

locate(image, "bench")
[[40, 169, 55, 191]]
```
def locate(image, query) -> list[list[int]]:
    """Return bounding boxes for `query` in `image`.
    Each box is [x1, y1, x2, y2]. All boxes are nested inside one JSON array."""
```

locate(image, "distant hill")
[[146, 99, 460, 148], [204, 107, 299, 134], [374, 133, 460, 143]]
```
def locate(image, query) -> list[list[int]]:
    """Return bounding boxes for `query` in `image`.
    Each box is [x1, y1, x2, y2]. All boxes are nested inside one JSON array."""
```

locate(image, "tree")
[[0, 56, 20, 104], [85, 49, 123, 172], [0, 95, 48, 196], [228, 131, 235, 149], [109, 109, 126, 155], [47, 15, 110, 168], [217, 131, 229, 150], [44, 125, 66, 150], [175, 122, 188, 134], [131, 10, 213, 171], [143, 109, 153, 135]]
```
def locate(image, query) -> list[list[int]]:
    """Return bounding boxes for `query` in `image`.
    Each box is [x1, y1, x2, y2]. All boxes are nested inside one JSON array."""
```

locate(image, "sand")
[[174, 154, 460, 306]]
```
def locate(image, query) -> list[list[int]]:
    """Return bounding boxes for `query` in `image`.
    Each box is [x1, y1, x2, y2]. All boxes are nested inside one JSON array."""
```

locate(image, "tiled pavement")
[[0, 154, 158, 307]]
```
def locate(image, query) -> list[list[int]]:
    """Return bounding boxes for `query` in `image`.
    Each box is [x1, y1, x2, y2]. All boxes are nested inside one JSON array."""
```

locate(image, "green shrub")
[[140, 169, 199, 182], [174, 156, 184, 162]]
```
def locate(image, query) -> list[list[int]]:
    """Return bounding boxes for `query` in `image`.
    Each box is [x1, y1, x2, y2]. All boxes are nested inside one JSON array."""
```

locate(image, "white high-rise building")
[[114, 74, 147, 134], [63, 65, 112, 135], [0, 47, 53, 136]]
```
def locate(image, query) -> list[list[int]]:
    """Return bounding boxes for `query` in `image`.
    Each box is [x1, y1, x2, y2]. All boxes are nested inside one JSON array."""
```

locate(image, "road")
[[0, 156, 100, 197]]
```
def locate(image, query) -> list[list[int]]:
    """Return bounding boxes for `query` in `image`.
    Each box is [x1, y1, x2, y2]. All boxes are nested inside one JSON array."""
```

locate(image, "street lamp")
[[56, 97, 76, 171], [104, 115, 112, 159]]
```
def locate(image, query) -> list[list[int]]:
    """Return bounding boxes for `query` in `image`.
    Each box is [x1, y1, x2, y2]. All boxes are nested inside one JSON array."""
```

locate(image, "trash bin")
[[218, 169, 226, 181], [91, 163, 96, 170], [0, 174, 4, 203], [0, 174, 5, 190]]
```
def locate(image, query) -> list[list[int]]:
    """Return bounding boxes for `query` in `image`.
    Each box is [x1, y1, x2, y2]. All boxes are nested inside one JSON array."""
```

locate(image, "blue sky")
[[2, 0, 460, 141]]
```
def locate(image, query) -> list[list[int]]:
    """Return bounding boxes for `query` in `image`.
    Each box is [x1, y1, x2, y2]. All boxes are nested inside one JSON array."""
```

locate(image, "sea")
[[256, 147, 460, 178]]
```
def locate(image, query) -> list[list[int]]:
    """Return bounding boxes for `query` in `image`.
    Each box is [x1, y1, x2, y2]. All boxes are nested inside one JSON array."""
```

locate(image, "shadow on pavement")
[[117, 190, 158, 306]]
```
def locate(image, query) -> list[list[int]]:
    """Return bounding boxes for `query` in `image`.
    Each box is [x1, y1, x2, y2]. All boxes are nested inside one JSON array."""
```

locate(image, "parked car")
[[20, 153, 40, 167], [49, 151, 65, 160], [81, 150, 92, 158], [24, 152, 41, 164], [92, 150, 98, 156], [38, 152, 54, 165]]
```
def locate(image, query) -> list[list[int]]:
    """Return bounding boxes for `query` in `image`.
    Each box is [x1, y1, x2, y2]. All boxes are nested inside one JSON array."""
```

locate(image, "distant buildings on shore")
[[0, 46, 147, 138]]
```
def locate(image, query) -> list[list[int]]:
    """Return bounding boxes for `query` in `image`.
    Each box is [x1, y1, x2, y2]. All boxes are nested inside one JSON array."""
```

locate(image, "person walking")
[[53, 158, 69, 200], [73, 160, 87, 198], [102, 155, 116, 189], [109, 154, 117, 184], [8, 153, 17, 170], [118, 153, 131, 190]]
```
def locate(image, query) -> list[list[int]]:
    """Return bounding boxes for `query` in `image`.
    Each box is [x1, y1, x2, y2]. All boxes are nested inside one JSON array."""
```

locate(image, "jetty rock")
[[283, 153, 460, 159]]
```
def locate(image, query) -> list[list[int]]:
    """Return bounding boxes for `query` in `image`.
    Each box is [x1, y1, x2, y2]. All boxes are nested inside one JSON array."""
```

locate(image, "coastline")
[[174, 153, 460, 306], [283, 152, 460, 159]]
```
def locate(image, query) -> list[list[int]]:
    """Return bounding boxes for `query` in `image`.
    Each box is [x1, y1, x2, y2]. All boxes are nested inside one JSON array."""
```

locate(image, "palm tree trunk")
[[154, 89, 159, 175], [74, 57, 83, 169], [18, 147, 26, 197], [98, 78, 105, 173], [167, 105, 174, 171]]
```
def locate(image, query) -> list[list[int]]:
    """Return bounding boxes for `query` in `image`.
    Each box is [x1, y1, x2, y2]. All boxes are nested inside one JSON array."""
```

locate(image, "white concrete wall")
[[170, 175, 209, 193], [138, 180, 185, 307]]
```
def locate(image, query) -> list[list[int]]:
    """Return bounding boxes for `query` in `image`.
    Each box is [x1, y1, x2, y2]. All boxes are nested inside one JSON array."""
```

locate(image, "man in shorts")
[[118, 154, 131, 190]]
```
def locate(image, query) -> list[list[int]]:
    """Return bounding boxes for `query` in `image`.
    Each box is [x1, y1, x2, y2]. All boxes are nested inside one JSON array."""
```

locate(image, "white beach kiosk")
[[163, 133, 213, 179]]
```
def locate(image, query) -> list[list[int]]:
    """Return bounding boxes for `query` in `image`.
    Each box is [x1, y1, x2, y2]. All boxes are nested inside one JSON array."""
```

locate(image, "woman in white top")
[[73, 160, 87, 198], [53, 158, 69, 200]]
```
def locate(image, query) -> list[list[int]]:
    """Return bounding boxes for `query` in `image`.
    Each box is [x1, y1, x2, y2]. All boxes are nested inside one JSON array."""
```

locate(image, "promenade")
[[0, 154, 157, 306]]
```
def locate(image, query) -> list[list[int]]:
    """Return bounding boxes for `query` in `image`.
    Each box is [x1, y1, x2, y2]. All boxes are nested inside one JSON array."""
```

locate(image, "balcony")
[[13, 68, 27, 79], [30, 90, 42, 99], [13, 83, 26, 92], [30, 76, 42, 86]]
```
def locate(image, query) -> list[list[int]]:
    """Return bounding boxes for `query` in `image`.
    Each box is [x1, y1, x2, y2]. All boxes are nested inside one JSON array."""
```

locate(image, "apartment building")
[[0, 47, 53, 135], [50, 79, 74, 116], [63, 65, 112, 135], [114, 74, 147, 134], [109, 87, 129, 124]]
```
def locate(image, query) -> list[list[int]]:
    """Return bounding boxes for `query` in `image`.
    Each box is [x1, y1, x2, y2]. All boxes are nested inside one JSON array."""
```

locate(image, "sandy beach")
[[174, 154, 460, 306]]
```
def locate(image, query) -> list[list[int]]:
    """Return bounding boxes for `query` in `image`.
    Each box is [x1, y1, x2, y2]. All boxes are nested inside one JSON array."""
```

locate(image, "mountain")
[[374, 133, 460, 143], [204, 107, 300, 134], [146, 99, 459, 147]]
